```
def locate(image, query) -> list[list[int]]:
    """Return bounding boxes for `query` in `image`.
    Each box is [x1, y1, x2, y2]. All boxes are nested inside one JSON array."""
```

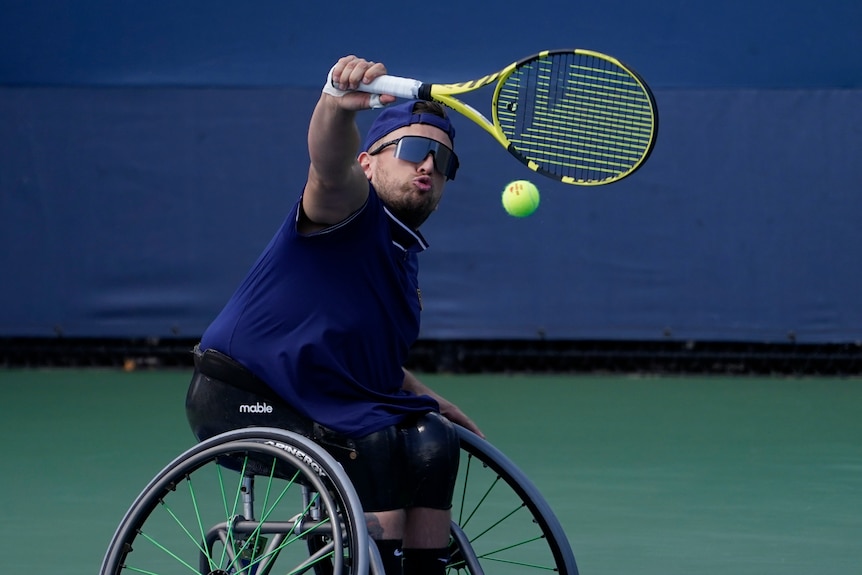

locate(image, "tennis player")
[[186, 55, 482, 575]]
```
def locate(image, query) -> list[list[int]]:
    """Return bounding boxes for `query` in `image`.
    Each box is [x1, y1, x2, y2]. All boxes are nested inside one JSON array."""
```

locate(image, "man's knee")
[[403, 411, 460, 509]]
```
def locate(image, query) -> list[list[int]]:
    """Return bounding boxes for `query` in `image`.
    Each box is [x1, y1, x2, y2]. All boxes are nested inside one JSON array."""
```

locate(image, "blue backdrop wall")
[[1, 0, 861, 343]]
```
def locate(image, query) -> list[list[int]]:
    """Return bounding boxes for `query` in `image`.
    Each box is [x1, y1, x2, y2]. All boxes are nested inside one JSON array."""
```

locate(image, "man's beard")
[[374, 175, 438, 229]]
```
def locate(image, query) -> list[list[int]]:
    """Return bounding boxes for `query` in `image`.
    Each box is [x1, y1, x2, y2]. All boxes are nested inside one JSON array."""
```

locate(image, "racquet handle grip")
[[352, 75, 423, 99]]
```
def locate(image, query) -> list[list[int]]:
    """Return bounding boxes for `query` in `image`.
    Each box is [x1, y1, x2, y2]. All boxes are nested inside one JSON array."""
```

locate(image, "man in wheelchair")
[[185, 54, 482, 575]]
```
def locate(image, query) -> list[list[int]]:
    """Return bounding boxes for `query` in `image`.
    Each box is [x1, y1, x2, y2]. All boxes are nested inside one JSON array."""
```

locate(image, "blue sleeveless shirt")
[[199, 187, 439, 437]]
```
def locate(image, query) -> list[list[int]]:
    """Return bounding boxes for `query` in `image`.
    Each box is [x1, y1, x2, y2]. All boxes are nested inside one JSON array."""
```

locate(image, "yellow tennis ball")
[[502, 180, 540, 217]]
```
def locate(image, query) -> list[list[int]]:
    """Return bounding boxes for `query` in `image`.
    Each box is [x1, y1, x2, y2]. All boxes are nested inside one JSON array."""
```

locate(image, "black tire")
[[448, 426, 579, 575]]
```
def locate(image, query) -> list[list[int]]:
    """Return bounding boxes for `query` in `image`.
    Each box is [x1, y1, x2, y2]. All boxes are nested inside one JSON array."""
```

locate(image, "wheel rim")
[[103, 439, 362, 575]]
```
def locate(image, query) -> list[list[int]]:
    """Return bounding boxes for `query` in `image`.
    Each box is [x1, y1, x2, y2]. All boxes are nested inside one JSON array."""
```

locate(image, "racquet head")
[[490, 49, 658, 186]]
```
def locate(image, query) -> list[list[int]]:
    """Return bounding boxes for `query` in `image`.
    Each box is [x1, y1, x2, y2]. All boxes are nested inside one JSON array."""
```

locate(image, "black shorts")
[[186, 349, 460, 512], [330, 409, 460, 512]]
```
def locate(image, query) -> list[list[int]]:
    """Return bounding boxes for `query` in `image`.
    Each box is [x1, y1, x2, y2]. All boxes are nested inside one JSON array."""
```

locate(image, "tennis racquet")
[[352, 49, 658, 186]]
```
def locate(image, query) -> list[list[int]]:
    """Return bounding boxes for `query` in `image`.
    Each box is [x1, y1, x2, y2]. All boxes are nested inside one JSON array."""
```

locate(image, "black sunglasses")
[[368, 135, 459, 180]]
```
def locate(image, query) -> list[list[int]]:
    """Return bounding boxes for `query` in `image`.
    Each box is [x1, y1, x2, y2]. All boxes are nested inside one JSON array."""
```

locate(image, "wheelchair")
[[99, 424, 578, 575]]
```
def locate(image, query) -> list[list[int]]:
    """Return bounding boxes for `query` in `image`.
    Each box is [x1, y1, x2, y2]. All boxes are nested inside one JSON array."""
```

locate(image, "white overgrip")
[[354, 75, 422, 99]]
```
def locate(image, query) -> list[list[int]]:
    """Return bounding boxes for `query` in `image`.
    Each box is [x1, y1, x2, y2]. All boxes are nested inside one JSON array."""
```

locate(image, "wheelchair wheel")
[[100, 427, 370, 575], [448, 425, 579, 575]]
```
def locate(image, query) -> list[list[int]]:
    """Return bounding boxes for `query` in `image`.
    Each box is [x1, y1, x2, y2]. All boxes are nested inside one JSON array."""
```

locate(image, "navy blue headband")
[[362, 100, 456, 152]]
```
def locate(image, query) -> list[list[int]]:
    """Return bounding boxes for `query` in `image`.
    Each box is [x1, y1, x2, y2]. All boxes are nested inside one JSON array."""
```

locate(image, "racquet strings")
[[495, 52, 655, 183]]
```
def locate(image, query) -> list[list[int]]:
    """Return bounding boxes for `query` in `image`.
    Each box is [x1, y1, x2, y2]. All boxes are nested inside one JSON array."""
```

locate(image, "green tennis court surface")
[[1, 369, 860, 574]]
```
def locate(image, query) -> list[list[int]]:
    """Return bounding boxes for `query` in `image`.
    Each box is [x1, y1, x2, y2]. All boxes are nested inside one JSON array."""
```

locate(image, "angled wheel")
[[448, 426, 579, 575], [100, 427, 370, 575]]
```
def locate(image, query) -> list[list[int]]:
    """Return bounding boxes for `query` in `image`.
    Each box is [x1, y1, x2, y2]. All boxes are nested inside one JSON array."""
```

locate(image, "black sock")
[[374, 539, 403, 575], [402, 547, 449, 575]]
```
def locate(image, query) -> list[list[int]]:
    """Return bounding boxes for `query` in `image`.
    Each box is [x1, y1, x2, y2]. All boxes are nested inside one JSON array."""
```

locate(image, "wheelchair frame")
[[100, 425, 578, 575]]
